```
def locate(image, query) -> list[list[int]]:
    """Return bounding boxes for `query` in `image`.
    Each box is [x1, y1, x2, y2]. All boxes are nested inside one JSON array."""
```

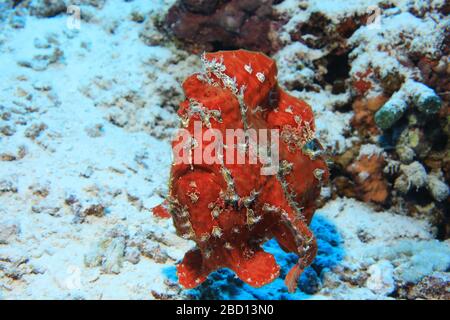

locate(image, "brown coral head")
[[165, 1, 280, 54]]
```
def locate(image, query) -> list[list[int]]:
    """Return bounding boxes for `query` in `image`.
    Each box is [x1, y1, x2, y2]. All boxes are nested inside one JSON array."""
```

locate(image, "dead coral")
[[347, 152, 389, 205], [398, 272, 450, 300]]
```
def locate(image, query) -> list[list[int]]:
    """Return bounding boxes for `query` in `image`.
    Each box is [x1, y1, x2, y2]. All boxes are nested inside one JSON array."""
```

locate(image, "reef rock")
[[164, 0, 281, 54], [28, 0, 67, 18], [403, 272, 450, 300]]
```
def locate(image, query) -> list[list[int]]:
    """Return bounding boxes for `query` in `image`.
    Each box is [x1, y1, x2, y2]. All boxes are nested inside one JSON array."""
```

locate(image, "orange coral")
[[153, 50, 328, 292], [347, 153, 389, 204], [351, 94, 388, 135], [353, 69, 373, 96]]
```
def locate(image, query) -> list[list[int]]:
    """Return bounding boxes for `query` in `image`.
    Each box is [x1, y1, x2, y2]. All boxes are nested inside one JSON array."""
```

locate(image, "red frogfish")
[[153, 50, 329, 292]]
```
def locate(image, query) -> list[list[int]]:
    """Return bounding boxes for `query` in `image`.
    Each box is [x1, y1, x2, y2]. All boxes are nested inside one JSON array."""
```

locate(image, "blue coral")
[[164, 214, 343, 300]]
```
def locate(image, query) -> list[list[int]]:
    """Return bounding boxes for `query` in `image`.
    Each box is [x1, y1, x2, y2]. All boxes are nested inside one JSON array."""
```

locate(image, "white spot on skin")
[[244, 64, 253, 74], [285, 105, 293, 114], [224, 242, 233, 250], [256, 72, 265, 83], [211, 226, 223, 238], [189, 181, 197, 188]]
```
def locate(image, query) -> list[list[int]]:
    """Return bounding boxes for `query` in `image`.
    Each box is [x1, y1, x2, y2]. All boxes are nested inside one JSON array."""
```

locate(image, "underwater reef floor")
[[0, 0, 449, 299]]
